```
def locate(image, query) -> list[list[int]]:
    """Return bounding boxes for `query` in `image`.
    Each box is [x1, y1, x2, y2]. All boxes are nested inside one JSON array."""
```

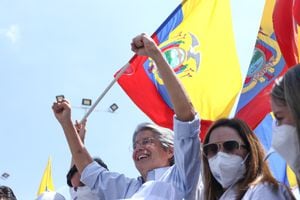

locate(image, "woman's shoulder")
[[243, 182, 295, 200]]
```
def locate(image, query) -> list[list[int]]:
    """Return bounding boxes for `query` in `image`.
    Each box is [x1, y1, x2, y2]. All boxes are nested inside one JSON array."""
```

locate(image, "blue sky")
[[0, 0, 264, 199]]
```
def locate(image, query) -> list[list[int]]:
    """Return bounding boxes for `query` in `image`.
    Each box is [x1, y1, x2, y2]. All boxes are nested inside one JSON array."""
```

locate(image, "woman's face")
[[271, 98, 295, 126], [208, 126, 248, 159]]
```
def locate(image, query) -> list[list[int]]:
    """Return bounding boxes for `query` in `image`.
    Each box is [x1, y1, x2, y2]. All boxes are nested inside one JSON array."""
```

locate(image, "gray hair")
[[133, 122, 174, 165]]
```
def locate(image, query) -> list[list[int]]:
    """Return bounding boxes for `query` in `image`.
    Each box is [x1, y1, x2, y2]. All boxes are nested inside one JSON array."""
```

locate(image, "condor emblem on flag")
[[144, 32, 201, 108]]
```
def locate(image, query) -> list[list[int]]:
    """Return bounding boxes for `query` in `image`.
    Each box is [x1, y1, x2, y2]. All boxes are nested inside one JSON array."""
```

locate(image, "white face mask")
[[70, 186, 101, 200], [208, 152, 246, 188], [272, 122, 300, 178]]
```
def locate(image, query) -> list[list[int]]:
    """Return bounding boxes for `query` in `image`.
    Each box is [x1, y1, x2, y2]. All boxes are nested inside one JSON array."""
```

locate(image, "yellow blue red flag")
[[117, 0, 262, 139], [235, 0, 288, 129], [235, 0, 298, 187]]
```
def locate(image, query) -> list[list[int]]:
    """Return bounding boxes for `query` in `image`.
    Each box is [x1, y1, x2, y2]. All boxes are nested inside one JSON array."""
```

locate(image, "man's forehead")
[[135, 130, 155, 140]]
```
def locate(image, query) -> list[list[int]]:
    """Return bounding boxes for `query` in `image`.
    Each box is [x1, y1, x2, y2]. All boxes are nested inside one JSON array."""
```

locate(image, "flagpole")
[[79, 63, 131, 123], [79, 0, 186, 123]]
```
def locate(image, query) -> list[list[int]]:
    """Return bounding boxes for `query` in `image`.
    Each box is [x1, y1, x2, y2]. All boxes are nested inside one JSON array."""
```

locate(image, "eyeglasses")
[[203, 140, 246, 158], [133, 137, 157, 150]]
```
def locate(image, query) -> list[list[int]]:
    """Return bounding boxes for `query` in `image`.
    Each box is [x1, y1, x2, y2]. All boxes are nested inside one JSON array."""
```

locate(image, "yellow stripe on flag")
[[260, 0, 275, 36], [169, 0, 241, 120], [37, 157, 55, 195], [287, 165, 298, 188]]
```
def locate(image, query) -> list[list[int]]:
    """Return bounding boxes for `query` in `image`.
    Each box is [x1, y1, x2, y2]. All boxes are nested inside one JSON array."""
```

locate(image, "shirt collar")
[[146, 166, 170, 181]]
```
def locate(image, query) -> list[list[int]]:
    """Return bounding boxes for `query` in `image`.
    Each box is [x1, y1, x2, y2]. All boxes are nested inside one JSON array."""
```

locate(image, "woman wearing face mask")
[[271, 64, 300, 187], [201, 118, 295, 199]]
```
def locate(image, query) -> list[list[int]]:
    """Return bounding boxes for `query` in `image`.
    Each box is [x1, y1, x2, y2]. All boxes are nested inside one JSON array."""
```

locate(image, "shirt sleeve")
[[173, 114, 201, 197], [243, 182, 295, 200], [80, 161, 142, 199]]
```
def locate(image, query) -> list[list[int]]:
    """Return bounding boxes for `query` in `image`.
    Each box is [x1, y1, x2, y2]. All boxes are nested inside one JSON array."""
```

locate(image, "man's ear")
[[167, 147, 174, 159]]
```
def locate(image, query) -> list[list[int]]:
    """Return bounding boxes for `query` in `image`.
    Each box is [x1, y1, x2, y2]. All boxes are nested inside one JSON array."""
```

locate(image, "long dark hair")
[[202, 118, 278, 200]]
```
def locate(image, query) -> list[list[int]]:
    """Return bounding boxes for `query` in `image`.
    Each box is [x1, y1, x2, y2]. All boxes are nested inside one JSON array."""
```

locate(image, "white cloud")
[[0, 24, 20, 44]]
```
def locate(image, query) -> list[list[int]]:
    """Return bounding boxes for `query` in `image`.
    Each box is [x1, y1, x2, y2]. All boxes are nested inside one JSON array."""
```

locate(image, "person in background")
[[36, 191, 65, 200], [67, 120, 108, 200], [201, 118, 295, 199], [0, 185, 17, 200], [271, 64, 300, 187], [52, 33, 201, 199], [67, 157, 108, 200]]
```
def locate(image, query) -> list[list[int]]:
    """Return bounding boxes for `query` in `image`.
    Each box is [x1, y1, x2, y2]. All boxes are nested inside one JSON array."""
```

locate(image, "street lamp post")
[[55, 95, 119, 116], [81, 98, 92, 114], [109, 103, 119, 113], [1, 172, 10, 180]]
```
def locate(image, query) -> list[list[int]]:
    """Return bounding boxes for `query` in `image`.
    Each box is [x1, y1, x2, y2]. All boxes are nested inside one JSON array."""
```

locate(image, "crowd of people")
[[4, 34, 299, 199], [50, 34, 300, 199]]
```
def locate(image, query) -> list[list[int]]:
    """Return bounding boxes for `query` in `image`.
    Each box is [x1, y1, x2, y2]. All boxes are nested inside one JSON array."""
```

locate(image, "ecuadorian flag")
[[235, 0, 289, 129], [235, 0, 298, 188], [117, 0, 263, 139]]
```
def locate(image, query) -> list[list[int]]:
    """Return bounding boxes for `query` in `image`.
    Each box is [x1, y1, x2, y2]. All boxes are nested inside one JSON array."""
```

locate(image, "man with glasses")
[[52, 34, 201, 199]]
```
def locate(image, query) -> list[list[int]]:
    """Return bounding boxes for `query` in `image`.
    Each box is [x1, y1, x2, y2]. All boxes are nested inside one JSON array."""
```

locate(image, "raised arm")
[[131, 34, 196, 121], [52, 100, 93, 173], [70, 119, 87, 168], [132, 34, 201, 199]]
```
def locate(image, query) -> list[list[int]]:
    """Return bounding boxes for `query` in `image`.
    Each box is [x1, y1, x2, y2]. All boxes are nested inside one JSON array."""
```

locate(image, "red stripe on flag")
[[118, 57, 175, 130], [294, 0, 300, 25], [273, 0, 299, 67], [236, 69, 287, 130]]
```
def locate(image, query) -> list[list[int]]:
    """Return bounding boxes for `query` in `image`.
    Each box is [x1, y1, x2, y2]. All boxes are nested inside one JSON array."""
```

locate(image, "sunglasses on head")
[[203, 140, 246, 158]]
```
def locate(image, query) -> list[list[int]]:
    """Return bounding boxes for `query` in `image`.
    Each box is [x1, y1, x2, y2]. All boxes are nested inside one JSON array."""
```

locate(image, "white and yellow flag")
[[37, 157, 55, 196]]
